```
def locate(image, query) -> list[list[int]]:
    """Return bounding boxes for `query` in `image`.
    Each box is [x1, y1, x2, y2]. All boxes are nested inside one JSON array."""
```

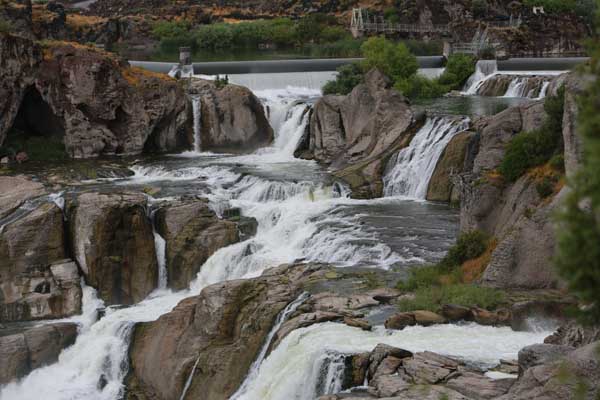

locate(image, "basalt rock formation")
[[155, 199, 257, 290], [0, 323, 78, 385], [0, 177, 82, 322], [0, 33, 188, 158], [125, 264, 317, 400], [68, 192, 158, 306], [300, 68, 417, 198], [188, 79, 274, 153]]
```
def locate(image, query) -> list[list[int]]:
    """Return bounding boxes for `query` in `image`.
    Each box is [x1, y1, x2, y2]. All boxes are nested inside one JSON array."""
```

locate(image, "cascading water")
[[192, 96, 202, 153], [231, 292, 310, 399], [235, 322, 552, 400], [463, 60, 498, 95], [149, 207, 168, 291], [383, 117, 470, 199]]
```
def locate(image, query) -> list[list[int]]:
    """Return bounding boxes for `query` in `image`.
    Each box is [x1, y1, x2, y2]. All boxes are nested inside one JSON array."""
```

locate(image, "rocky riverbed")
[[0, 27, 599, 400]]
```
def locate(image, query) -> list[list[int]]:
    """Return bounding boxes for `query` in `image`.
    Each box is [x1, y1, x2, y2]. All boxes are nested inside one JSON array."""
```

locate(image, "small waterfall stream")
[[191, 96, 202, 153], [383, 117, 470, 199], [463, 60, 498, 95], [231, 292, 310, 399]]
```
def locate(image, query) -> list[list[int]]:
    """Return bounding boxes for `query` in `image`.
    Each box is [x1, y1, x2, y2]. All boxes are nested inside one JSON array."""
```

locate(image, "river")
[[0, 67, 558, 400]]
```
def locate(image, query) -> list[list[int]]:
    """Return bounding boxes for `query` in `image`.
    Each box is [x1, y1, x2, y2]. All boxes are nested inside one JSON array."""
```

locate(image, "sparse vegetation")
[[395, 230, 500, 312], [0, 18, 13, 34], [556, 16, 600, 324], [499, 87, 565, 182], [2, 129, 67, 161], [322, 63, 364, 95]]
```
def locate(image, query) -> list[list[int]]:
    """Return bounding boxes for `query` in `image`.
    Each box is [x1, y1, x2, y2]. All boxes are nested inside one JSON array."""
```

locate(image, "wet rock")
[[69, 192, 157, 305], [343, 317, 372, 331], [0, 175, 45, 218], [271, 311, 343, 350], [125, 264, 317, 400], [367, 344, 413, 380], [510, 300, 571, 331], [188, 79, 274, 153], [499, 341, 600, 400], [402, 351, 459, 384], [440, 304, 473, 322], [427, 131, 474, 203], [0, 322, 77, 385], [306, 68, 416, 198], [155, 200, 243, 290], [446, 371, 514, 399], [518, 344, 575, 373], [544, 322, 600, 348], [413, 310, 447, 326], [1, 200, 82, 321], [384, 312, 416, 330], [349, 352, 370, 387]]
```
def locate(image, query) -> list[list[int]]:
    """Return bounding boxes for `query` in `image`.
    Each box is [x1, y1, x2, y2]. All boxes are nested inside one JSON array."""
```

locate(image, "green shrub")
[[361, 37, 419, 82], [440, 230, 489, 270], [322, 63, 364, 95], [397, 284, 505, 312], [536, 176, 556, 198], [549, 154, 565, 172], [396, 264, 447, 292], [499, 89, 565, 182], [555, 9, 600, 323], [394, 75, 447, 99], [441, 54, 476, 89], [303, 38, 363, 58]]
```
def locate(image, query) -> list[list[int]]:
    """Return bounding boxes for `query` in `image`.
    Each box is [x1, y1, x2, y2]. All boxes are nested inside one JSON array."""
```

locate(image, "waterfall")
[[179, 357, 201, 400], [314, 353, 347, 397], [383, 117, 470, 199], [537, 81, 551, 99], [233, 322, 552, 400], [231, 292, 310, 399], [150, 208, 168, 290], [192, 97, 202, 153], [503, 77, 527, 98], [463, 60, 498, 94]]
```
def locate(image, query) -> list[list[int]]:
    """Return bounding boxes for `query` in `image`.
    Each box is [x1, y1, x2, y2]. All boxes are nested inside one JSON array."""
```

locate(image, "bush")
[[536, 175, 557, 198], [555, 11, 600, 323], [397, 284, 505, 312], [440, 230, 489, 270], [194, 23, 234, 51], [441, 54, 476, 89], [361, 37, 419, 81], [394, 75, 447, 99], [499, 89, 565, 182], [322, 63, 364, 95], [549, 154, 565, 172]]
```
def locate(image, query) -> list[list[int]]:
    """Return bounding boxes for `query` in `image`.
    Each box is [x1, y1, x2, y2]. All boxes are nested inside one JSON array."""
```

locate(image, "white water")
[[179, 357, 201, 400], [150, 208, 168, 290], [383, 117, 470, 199], [229, 71, 336, 92], [192, 96, 202, 153], [235, 322, 552, 400], [463, 60, 498, 95], [231, 292, 310, 399]]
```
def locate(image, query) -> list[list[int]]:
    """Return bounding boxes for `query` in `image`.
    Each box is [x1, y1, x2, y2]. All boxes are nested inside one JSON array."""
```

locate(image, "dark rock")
[[188, 79, 274, 153], [440, 304, 473, 322], [518, 344, 575, 374], [155, 200, 242, 290], [544, 322, 600, 348], [69, 192, 157, 305], [367, 343, 413, 380], [385, 312, 416, 330], [0, 322, 77, 385]]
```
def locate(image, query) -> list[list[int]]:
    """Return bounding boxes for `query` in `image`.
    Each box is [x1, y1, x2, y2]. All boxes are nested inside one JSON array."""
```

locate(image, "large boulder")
[[68, 192, 157, 305], [498, 341, 600, 400], [0, 175, 45, 219], [302, 68, 416, 198], [188, 79, 274, 152], [0, 199, 82, 321], [0, 322, 77, 385], [125, 264, 318, 400], [0, 34, 188, 158], [155, 199, 250, 290], [427, 131, 474, 203]]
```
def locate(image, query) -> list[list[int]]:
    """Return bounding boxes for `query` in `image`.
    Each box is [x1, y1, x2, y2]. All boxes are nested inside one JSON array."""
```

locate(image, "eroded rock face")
[[302, 69, 416, 198], [155, 199, 250, 290], [125, 264, 319, 400], [0, 175, 45, 219], [1, 199, 82, 321], [0, 322, 77, 385], [68, 192, 157, 305], [0, 34, 188, 158], [188, 79, 273, 153], [427, 131, 474, 203]]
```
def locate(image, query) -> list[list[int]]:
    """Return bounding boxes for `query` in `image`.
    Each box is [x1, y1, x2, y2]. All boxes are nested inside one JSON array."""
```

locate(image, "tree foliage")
[[556, 12, 600, 323]]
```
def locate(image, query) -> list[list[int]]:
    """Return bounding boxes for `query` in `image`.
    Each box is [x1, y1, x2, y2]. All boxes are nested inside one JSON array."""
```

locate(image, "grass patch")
[[395, 230, 503, 312], [397, 284, 506, 312]]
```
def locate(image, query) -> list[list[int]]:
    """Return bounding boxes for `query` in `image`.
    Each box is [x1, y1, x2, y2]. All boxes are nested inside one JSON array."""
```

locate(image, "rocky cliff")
[[188, 79, 274, 153], [299, 69, 418, 198], [0, 33, 188, 158]]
